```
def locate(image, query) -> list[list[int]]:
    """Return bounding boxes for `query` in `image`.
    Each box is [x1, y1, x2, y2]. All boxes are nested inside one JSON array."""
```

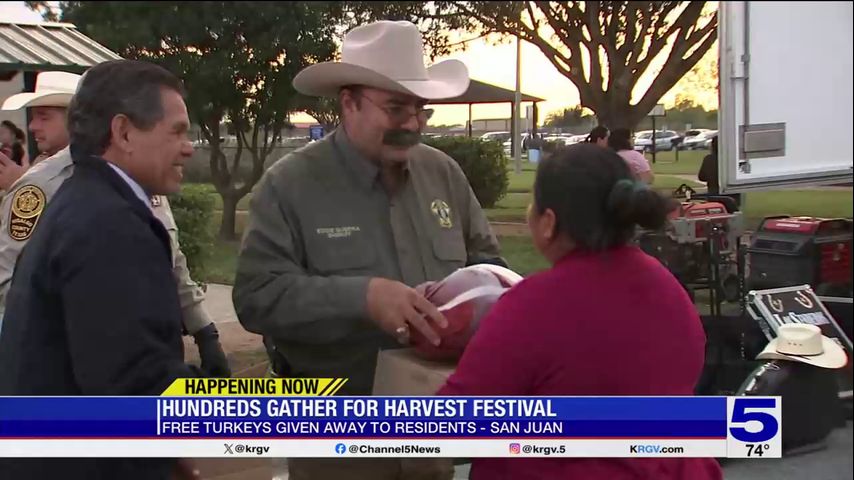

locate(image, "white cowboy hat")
[[2, 71, 81, 110], [293, 20, 469, 100], [757, 323, 848, 369]]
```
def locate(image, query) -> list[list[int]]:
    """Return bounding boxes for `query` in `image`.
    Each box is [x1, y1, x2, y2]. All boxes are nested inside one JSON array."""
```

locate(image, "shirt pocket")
[[308, 231, 377, 275], [431, 228, 467, 270]]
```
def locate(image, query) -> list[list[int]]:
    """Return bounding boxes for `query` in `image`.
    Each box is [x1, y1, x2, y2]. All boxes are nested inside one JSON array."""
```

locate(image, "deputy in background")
[[0, 72, 77, 191], [0, 59, 206, 479], [0, 71, 229, 377], [234, 20, 504, 479]]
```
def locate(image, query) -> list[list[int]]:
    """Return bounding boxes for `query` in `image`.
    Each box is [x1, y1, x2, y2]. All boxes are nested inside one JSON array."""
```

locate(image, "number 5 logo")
[[729, 398, 779, 443]]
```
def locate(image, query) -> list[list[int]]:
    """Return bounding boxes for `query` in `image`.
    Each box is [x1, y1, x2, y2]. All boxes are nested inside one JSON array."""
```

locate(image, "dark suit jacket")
[[0, 147, 200, 479]]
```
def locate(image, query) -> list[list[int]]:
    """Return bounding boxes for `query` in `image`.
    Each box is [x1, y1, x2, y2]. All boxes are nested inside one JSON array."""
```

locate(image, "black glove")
[[193, 324, 231, 378]]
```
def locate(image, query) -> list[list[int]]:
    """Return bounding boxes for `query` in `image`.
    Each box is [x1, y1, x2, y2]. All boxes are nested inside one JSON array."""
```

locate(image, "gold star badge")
[[430, 199, 453, 229]]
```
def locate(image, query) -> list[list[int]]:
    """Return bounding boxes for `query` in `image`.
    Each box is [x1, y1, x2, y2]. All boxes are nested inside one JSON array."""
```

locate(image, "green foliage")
[[58, 1, 342, 239], [635, 100, 718, 131], [544, 106, 594, 129], [541, 139, 564, 155], [169, 184, 217, 282], [424, 136, 509, 208]]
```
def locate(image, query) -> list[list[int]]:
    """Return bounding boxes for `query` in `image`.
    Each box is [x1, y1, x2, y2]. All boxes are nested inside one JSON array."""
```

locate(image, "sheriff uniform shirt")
[[0, 147, 213, 336], [233, 129, 502, 395]]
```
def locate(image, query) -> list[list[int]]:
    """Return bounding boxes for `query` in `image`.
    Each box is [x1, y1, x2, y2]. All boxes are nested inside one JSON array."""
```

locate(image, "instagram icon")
[[509, 443, 521, 455]]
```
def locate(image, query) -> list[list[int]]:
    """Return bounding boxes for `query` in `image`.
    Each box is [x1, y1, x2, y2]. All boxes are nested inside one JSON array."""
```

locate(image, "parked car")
[[633, 130, 681, 152], [565, 134, 589, 145], [481, 131, 512, 144], [682, 130, 718, 150], [503, 133, 534, 155], [678, 129, 713, 150], [678, 129, 711, 149]]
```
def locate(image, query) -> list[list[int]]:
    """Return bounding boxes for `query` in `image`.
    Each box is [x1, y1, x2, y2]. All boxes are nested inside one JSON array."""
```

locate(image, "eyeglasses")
[[358, 94, 434, 125]]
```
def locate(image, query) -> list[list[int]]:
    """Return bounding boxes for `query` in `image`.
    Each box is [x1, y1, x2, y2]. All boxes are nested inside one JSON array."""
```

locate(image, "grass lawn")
[[485, 192, 531, 222], [493, 173, 700, 222], [652, 175, 701, 191], [500, 236, 550, 276], [204, 238, 240, 285], [743, 189, 853, 229], [507, 170, 536, 193], [649, 150, 706, 175]]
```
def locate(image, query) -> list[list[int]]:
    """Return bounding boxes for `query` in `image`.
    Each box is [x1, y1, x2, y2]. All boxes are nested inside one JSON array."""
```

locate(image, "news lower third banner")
[[0, 378, 781, 459]]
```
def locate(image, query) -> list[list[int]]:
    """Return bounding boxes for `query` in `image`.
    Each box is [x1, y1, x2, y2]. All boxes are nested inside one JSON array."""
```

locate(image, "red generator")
[[638, 199, 744, 302], [747, 216, 853, 295]]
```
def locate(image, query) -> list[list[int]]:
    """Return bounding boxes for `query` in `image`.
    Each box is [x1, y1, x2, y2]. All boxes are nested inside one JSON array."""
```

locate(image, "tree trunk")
[[597, 105, 646, 132], [219, 193, 239, 241]]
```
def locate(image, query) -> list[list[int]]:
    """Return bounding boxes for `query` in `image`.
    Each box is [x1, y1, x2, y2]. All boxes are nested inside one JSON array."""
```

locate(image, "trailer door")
[[719, 1, 853, 193]]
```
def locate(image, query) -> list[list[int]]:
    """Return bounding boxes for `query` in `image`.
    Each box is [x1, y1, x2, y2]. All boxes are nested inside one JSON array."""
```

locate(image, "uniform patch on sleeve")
[[9, 185, 46, 241]]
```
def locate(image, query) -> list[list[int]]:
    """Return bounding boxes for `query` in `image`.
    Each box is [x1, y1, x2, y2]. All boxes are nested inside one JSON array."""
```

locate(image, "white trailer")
[[718, 1, 853, 193]]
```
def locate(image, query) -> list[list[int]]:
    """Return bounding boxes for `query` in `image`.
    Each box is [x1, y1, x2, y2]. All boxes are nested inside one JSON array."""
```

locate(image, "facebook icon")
[[335, 443, 347, 454]]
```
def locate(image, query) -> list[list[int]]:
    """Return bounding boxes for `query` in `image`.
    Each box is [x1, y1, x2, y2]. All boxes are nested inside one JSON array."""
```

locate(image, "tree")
[[289, 1, 719, 131], [390, 1, 717, 130], [544, 105, 594, 129], [298, 96, 341, 132], [33, 1, 341, 240]]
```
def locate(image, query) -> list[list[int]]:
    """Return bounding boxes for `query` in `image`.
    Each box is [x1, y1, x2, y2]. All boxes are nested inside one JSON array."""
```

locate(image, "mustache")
[[383, 129, 421, 147]]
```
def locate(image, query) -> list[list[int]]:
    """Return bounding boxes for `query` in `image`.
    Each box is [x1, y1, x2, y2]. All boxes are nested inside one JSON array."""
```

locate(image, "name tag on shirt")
[[316, 226, 361, 239]]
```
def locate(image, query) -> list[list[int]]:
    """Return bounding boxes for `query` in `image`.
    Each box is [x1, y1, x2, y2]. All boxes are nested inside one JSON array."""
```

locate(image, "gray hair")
[[68, 59, 185, 156]]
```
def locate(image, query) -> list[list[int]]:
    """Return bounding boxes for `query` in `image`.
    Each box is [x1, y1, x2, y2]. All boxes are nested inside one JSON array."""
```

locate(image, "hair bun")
[[607, 179, 670, 230]]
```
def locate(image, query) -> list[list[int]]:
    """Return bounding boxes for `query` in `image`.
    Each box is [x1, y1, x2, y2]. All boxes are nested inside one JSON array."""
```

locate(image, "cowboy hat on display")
[[293, 20, 469, 100], [757, 323, 848, 369], [2, 71, 81, 110]]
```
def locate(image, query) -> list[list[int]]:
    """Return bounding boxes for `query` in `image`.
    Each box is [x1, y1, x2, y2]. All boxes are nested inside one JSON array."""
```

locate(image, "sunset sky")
[[1, 1, 719, 126], [416, 32, 718, 127]]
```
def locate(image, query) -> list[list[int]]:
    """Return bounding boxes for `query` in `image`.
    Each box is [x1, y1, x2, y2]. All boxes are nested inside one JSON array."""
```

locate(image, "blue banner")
[[0, 397, 730, 439]]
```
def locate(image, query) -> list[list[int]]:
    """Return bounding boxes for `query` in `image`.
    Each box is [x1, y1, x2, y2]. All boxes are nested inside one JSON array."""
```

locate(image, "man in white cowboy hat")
[[0, 69, 230, 379], [0, 71, 78, 190], [233, 20, 504, 479]]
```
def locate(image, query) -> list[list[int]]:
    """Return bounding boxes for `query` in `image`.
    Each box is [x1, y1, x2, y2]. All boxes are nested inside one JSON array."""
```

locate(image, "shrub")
[[169, 183, 217, 282], [424, 136, 509, 208], [541, 139, 564, 156]]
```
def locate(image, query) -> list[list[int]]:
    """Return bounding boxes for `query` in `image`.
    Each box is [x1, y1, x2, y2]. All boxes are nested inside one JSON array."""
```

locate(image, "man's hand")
[[366, 278, 448, 346], [193, 324, 231, 377], [0, 151, 30, 190]]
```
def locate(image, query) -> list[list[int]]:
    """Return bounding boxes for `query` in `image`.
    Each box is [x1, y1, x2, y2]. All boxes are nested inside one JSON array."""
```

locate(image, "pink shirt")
[[438, 245, 722, 480], [618, 149, 652, 178]]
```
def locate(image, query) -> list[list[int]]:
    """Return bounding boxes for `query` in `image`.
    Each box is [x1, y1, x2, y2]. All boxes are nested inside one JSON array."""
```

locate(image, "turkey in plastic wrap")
[[411, 264, 523, 360]]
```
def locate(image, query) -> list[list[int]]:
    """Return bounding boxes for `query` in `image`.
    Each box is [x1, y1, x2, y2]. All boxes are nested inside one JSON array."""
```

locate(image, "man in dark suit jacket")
[[0, 60, 202, 479]]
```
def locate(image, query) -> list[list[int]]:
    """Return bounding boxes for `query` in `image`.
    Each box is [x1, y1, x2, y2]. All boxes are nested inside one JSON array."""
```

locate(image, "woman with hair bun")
[[439, 143, 720, 480]]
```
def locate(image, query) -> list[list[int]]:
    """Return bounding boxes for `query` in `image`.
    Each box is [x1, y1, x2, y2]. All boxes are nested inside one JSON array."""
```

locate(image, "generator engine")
[[747, 216, 853, 296], [638, 191, 745, 302]]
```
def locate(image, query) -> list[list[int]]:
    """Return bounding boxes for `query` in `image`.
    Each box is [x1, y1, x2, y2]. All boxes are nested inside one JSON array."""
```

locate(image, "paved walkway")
[[182, 283, 264, 373]]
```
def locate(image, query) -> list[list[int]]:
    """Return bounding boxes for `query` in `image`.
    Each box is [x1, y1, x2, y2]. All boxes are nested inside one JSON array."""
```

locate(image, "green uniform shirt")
[[233, 129, 502, 394], [0, 147, 213, 335]]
